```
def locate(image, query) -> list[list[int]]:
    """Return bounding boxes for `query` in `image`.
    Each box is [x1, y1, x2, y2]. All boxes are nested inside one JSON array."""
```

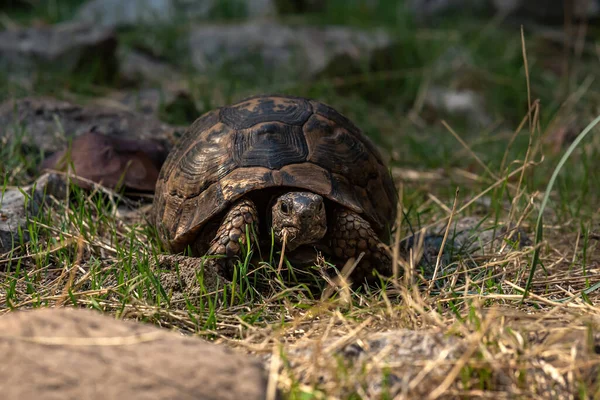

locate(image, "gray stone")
[[118, 48, 183, 85], [75, 0, 176, 27], [275, 324, 597, 398], [398, 216, 531, 279], [0, 307, 274, 400], [0, 97, 176, 156], [188, 22, 392, 79], [422, 216, 531, 255], [273, 329, 464, 398], [0, 22, 117, 81], [180, 0, 276, 18], [0, 173, 66, 255], [75, 0, 276, 28], [424, 87, 492, 128]]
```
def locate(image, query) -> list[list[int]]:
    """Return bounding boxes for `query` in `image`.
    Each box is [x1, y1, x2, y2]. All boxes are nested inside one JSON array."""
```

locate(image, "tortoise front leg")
[[150, 199, 258, 306], [204, 198, 259, 279], [329, 208, 393, 283]]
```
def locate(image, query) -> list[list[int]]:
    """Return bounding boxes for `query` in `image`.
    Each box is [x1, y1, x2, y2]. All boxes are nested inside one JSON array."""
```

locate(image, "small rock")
[[276, 329, 463, 398], [188, 22, 392, 79], [0, 22, 118, 83], [191, 0, 276, 18], [0, 173, 66, 254], [75, 0, 176, 27], [75, 0, 276, 28], [40, 131, 168, 192], [399, 216, 531, 277], [277, 323, 594, 398], [0, 307, 274, 400], [426, 216, 531, 253], [118, 48, 183, 85], [0, 97, 176, 156], [340, 329, 463, 360], [423, 86, 492, 128], [340, 330, 463, 396]]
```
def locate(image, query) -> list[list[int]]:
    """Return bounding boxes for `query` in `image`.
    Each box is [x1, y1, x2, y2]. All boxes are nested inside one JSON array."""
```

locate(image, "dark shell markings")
[[152, 94, 397, 254]]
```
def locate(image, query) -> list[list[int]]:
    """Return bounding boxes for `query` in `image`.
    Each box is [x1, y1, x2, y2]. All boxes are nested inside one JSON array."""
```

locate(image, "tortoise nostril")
[[300, 212, 312, 221]]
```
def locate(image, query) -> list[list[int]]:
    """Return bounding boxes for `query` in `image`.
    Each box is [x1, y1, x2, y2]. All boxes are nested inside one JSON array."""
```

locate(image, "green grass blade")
[[522, 114, 600, 302]]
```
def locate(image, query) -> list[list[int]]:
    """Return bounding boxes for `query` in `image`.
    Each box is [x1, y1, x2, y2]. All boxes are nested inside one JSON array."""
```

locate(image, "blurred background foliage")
[[1, 0, 599, 213]]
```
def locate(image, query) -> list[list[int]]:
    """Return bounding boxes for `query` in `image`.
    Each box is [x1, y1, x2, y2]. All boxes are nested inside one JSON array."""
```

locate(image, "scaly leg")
[[329, 208, 393, 283], [203, 198, 259, 279]]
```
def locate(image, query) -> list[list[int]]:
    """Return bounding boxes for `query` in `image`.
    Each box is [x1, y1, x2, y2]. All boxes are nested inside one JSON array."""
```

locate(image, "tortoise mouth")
[[278, 224, 327, 252], [279, 226, 323, 252], [279, 227, 300, 249]]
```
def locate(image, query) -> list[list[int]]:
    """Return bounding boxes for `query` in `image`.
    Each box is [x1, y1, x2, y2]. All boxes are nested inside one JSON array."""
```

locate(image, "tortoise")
[[152, 94, 398, 282]]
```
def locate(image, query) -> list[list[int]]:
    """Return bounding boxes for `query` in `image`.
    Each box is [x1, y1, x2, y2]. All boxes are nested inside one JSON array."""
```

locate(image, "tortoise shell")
[[152, 94, 398, 253]]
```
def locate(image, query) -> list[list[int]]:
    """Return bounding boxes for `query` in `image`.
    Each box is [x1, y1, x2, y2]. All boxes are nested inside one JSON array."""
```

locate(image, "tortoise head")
[[271, 191, 327, 251]]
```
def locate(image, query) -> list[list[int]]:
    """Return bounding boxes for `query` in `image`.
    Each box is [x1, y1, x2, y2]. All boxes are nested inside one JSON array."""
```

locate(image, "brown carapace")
[[152, 94, 398, 283]]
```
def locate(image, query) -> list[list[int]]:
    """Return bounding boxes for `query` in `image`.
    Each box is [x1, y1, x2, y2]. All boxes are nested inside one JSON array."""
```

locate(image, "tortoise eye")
[[280, 202, 290, 214]]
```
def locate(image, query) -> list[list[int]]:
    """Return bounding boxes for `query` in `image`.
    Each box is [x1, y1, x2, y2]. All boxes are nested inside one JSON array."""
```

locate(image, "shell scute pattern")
[[170, 123, 235, 198], [221, 96, 312, 129], [158, 109, 220, 183], [311, 100, 386, 166], [152, 94, 397, 252], [303, 114, 375, 187], [233, 122, 308, 169]]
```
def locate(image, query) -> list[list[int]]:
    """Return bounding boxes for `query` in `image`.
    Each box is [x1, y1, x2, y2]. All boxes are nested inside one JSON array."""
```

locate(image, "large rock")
[[0, 307, 274, 400], [75, 0, 276, 28], [0, 173, 66, 255], [0, 97, 176, 156], [0, 22, 117, 83], [188, 22, 392, 79]]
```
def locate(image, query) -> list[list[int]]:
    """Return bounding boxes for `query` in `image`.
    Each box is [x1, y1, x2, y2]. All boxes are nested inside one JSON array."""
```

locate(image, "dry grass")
[[1, 118, 598, 398]]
